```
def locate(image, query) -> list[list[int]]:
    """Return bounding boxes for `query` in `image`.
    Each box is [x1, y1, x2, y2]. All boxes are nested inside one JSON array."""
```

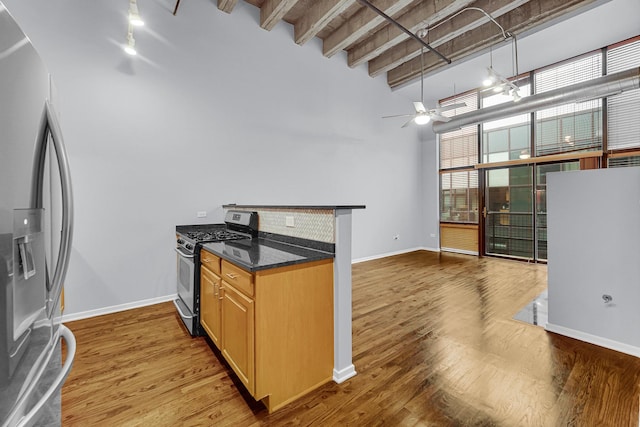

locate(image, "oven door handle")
[[173, 298, 193, 319], [175, 247, 195, 258]]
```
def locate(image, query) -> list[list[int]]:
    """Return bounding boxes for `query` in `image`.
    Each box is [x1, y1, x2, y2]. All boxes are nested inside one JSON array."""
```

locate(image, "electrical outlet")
[[197, 211, 207, 218], [285, 216, 295, 227], [430, 233, 436, 238]]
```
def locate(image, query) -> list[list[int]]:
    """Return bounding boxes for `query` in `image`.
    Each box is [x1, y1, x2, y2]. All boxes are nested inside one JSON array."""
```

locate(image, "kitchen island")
[[199, 238, 334, 413], [222, 204, 365, 384]]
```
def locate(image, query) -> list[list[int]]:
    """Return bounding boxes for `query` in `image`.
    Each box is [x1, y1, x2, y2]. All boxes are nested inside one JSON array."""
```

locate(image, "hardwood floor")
[[62, 251, 640, 426]]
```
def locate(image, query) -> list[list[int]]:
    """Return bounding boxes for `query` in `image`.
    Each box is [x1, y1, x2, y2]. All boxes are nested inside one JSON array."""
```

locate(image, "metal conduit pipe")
[[432, 66, 640, 134]]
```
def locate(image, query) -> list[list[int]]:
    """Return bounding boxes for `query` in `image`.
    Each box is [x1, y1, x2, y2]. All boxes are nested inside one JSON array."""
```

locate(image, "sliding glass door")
[[485, 166, 534, 259], [484, 162, 579, 261]]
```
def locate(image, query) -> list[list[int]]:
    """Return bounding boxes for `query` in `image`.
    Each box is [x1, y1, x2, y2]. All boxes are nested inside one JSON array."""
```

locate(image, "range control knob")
[[177, 239, 184, 244], [186, 244, 193, 250]]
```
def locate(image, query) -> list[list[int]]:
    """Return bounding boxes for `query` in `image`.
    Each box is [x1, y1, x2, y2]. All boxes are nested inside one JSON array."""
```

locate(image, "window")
[[440, 170, 478, 222], [534, 52, 603, 156], [607, 37, 640, 151], [608, 155, 640, 168], [482, 79, 532, 162], [436, 36, 640, 260], [439, 91, 479, 224]]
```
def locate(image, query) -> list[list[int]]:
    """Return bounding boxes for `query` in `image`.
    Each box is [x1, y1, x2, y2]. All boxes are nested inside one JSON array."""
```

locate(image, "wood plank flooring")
[[61, 251, 640, 426]]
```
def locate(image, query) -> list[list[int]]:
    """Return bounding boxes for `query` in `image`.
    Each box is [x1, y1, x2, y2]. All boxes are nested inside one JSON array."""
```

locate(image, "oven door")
[[174, 247, 197, 335]]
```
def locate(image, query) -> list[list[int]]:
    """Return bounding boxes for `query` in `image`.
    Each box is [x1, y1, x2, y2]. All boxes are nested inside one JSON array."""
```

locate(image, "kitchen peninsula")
[[222, 204, 365, 385]]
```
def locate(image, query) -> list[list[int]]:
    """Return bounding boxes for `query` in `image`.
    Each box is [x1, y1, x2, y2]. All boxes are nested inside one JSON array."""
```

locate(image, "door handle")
[[173, 298, 193, 319], [9, 325, 76, 427], [175, 248, 195, 258], [483, 206, 487, 218], [30, 100, 74, 318]]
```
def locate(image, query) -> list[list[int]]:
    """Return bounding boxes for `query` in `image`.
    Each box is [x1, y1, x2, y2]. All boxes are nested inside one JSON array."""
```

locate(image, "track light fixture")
[[129, 2, 144, 26], [484, 66, 520, 100], [424, 7, 522, 103], [124, 0, 143, 55], [124, 28, 136, 55]]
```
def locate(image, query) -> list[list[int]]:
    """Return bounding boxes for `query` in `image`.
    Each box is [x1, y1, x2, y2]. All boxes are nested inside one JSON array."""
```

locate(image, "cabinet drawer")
[[201, 249, 221, 274], [221, 260, 254, 297]]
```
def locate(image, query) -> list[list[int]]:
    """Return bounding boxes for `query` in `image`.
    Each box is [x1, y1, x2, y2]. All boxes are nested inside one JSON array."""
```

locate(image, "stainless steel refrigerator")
[[0, 3, 76, 426]]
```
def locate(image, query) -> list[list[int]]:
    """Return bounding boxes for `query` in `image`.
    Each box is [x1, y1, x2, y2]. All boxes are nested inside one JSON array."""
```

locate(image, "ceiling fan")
[[383, 46, 466, 128]]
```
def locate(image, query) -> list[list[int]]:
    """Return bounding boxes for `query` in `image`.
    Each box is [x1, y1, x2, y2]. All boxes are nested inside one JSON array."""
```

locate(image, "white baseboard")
[[333, 364, 357, 383], [545, 323, 640, 358], [440, 247, 479, 256], [62, 294, 177, 323], [352, 246, 439, 264]]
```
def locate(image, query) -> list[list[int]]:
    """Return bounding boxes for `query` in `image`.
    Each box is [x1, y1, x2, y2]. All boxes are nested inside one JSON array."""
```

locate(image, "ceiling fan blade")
[[436, 102, 467, 113], [382, 113, 415, 119], [401, 117, 416, 128], [413, 101, 426, 113]]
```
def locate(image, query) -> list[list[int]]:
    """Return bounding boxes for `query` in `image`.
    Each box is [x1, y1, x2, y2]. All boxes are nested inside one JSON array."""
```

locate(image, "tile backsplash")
[[233, 207, 335, 243]]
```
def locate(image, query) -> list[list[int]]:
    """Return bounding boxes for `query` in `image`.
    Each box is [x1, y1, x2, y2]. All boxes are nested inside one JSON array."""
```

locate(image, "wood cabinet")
[[221, 281, 255, 393], [199, 249, 334, 413], [200, 263, 222, 348]]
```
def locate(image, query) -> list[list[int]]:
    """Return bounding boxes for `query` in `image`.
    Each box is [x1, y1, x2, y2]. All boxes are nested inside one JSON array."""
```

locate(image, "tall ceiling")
[[211, 0, 602, 89]]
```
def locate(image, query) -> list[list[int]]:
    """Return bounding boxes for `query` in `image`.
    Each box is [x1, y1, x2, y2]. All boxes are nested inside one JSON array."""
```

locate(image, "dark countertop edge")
[[260, 232, 335, 254], [201, 241, 334, 272], [222, 204, 366, 210]]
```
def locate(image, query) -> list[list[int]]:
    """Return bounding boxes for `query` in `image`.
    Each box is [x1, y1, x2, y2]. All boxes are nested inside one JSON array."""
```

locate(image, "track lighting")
[[483, 66, 521, 102], [124, 30, 136, 55], [129, 0, 144, 26], [124, 0, 143, 56], [483, 67, 497, 87]]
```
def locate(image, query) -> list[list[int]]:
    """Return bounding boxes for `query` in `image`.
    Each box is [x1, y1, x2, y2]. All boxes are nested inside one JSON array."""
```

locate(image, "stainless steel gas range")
[[174, 210, 258, 336]]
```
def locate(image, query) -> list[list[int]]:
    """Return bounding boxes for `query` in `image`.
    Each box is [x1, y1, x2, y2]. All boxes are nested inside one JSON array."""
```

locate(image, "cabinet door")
[[221, 281, 255, 395], [200, 266, 222, 349]]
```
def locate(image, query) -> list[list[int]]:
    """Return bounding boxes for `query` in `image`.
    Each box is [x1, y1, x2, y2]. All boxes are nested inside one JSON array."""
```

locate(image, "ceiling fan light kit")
[[414, 114, 431, 125]]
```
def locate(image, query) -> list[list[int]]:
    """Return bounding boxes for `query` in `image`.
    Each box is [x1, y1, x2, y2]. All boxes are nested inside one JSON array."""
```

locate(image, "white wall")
[[3, 0, 423, 317], [546, 168, 640, 357]]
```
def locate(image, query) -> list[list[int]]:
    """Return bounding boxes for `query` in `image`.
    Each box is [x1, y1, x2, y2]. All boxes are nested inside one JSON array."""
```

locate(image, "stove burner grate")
[[185, 230, 246, 242]]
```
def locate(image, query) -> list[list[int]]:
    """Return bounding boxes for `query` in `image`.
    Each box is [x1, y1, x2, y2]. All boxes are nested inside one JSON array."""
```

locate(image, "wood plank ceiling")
[[216, 0, 599, 89]]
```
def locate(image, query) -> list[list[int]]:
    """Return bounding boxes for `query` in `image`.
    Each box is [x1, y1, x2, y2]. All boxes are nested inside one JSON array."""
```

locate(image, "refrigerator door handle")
[[30, 100, 74, 315], [15, 325, 76, 427]]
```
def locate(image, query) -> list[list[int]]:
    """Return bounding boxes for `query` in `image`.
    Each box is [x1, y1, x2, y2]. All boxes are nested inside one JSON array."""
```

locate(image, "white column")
[[332, 209, 357, 383]]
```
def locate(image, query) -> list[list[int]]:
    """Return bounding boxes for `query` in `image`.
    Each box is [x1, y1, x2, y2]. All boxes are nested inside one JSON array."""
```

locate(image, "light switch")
[[197, 211, 207, 218], [285, 216, 295, 227]]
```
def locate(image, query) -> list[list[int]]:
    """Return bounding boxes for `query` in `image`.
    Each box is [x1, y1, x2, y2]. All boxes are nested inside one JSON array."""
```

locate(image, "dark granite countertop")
[[222, 204, 365, 210], [201, 238, 334, 272]]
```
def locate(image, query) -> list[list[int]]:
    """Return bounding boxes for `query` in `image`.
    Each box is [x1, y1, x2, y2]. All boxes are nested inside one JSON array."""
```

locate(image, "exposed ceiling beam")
[[368, 0, 530, 78], [261, 0, 300, 31], [387, 0, 600, 88], [217, 0, 239, 14], [356, 0, 451, 64], [294, 0, 354, 45], [347, 0, 475, 68], [322, 0, 414, 58]]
